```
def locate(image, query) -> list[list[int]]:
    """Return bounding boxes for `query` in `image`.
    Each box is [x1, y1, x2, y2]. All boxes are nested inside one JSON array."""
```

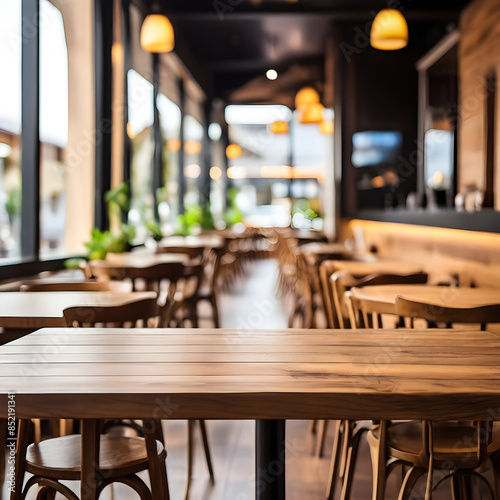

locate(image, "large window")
[[157, 93, 181, 233], [39, 0, 69, 257], [0, 0, 22, 261], [127, 69, 155, 242], [183, 114, 203, 207], [0, 0, 94, 265], [225, 104, 330, 228]]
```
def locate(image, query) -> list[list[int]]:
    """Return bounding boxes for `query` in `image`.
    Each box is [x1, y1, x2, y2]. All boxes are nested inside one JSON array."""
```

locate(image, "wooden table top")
[[299, 242, 351, 255], [90, 251, 189, 270], [330, 260, 423, 277], [2, 328, 500, 421], [158, 235, 224, 250], [0, 291, 157, 329], [350, 285, 500, 310]]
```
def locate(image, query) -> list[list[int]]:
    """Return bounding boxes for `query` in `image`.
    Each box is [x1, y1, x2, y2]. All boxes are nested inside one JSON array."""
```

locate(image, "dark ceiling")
[[136, 0, 472, 104]]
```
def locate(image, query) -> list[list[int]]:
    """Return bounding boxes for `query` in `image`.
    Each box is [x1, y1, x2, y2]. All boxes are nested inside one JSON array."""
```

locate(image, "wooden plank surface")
[[93, 251, 189, 268], [2, 328, 500, 421], [0, 291, 157, 328], [349, 285, 500, 309], [329, 260, 423, 276], [158, 235, 224, 250]]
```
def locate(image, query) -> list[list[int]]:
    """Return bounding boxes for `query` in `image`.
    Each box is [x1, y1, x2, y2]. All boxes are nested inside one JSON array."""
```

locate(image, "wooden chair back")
[[395, 296, 500, 329], [20, 281, 112, 292], [63, 297, 159, 327], [334, 271, 428, 329], [319, 260, 339, 328], [89, 261, 187, 294], [157, 245, 205, 260]]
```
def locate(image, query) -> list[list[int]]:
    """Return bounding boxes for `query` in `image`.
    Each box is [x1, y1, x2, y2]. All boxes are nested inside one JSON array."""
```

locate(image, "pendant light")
[[370, 9, 408, 51], [226, 144, 242, 160], [299, 102, 325, 125], [294, 87, 320, 109], [270, 121, 289, 134], [140, 2, 175, 53]]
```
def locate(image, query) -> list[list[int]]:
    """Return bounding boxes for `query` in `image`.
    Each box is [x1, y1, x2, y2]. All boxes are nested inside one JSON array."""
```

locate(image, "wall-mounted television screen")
[[352, 131, 403, 168]]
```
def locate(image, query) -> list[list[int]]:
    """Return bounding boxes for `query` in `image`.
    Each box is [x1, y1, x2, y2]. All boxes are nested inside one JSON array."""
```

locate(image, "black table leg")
[[255, 419, 286, 500]]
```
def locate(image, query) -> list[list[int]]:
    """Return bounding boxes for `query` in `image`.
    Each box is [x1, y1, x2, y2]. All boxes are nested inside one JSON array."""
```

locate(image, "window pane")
[[184, 114, 203, 207], [39, 0, 94, 258], [0, 0, 21, 261], [157, 93, 181, 233], [127, 69, 155, 243]]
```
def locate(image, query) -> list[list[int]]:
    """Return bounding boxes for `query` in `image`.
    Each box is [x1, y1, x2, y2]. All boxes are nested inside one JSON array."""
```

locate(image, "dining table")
[[0, 291, 157, 330], [2, 327, 500, 500], [349, 284, 500, 315], [299, 242, 377, 265], [158, 234, 225, 252], [328, 259, 424, 277]]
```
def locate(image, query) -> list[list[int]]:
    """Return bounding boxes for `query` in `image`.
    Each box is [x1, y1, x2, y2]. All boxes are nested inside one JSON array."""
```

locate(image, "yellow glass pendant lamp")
[[370, 9, 408, 50], [270, 121, 289, 134], [319, 120, 334, 135], [299, 102, 325, 124], [294, 87, 320, 109], [140, 12, 175, 53], [226, 144, 242, 159]]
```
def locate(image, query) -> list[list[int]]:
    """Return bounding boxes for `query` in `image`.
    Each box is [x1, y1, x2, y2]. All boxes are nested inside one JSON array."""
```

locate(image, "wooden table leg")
[[255, 420, 285, 500], [81, 419, 99, 500]]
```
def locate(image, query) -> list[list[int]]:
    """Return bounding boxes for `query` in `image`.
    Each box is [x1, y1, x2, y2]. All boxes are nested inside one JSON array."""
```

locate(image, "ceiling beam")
[[167, 10, 461, 22], [210, 55, 323, 72]]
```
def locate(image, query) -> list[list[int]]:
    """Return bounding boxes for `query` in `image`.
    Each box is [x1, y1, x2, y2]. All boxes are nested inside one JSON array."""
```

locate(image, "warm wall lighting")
[[370, 9, 408, 50], [270, 121, 289, 134], [319, 120, 334, 135], [166, 139, 180, 152], [295, 87, 320, 109], [140, 13, 175, 53], [226, 144, 242, 159], [266, 69, 278, 80], [210, 166, 222, 180], [184, 140, 202, 156], [299, 102, 325, 124]]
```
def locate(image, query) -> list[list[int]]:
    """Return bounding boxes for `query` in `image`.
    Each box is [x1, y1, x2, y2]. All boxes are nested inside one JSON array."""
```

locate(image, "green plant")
[[223, 187, 244, 227], [145, 220, 163, 242], [64, 258, 85, 270], [175, 203, 216, 235], [105, 181, 130, 215], [84, 224, 136, 260], [6, 187, 21, 218], [292, 199, 319, 220]]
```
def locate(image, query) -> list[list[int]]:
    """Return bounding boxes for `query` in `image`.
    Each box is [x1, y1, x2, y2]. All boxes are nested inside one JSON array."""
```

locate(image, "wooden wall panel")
[[459, 0, 500, 208], [341, 219, 500, 289]]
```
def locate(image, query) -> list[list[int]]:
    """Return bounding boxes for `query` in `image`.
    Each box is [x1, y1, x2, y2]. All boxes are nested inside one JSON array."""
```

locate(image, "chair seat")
[[368, 421, 500, 469], [26, 434, 165, 481]]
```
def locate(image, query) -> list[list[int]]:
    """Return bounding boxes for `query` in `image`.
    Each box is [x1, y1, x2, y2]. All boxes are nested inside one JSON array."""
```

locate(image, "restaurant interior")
[[2, 0, 500, 499]]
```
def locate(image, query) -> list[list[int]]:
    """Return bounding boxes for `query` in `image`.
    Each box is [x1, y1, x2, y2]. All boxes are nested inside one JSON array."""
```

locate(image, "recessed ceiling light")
[[266, 69, 278, 80]]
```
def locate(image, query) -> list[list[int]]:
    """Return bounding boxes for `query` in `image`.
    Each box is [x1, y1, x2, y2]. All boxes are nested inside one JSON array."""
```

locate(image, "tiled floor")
[[2, 260, 495, 499]]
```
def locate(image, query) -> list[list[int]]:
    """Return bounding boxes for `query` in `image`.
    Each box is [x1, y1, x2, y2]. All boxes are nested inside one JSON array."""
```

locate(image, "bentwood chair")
[[13, 418, 168, 500], [11, 298, 168, 499], [321, 272, 429, 486], [332, 271, 428, 330], [363, 297, 500, 500], [20, 281, 113, 292], [65, 298, 214, 499]]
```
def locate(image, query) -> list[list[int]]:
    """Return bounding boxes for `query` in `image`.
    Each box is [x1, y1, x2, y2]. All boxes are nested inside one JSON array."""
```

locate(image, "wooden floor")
[[1, 260, 495, 499]]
